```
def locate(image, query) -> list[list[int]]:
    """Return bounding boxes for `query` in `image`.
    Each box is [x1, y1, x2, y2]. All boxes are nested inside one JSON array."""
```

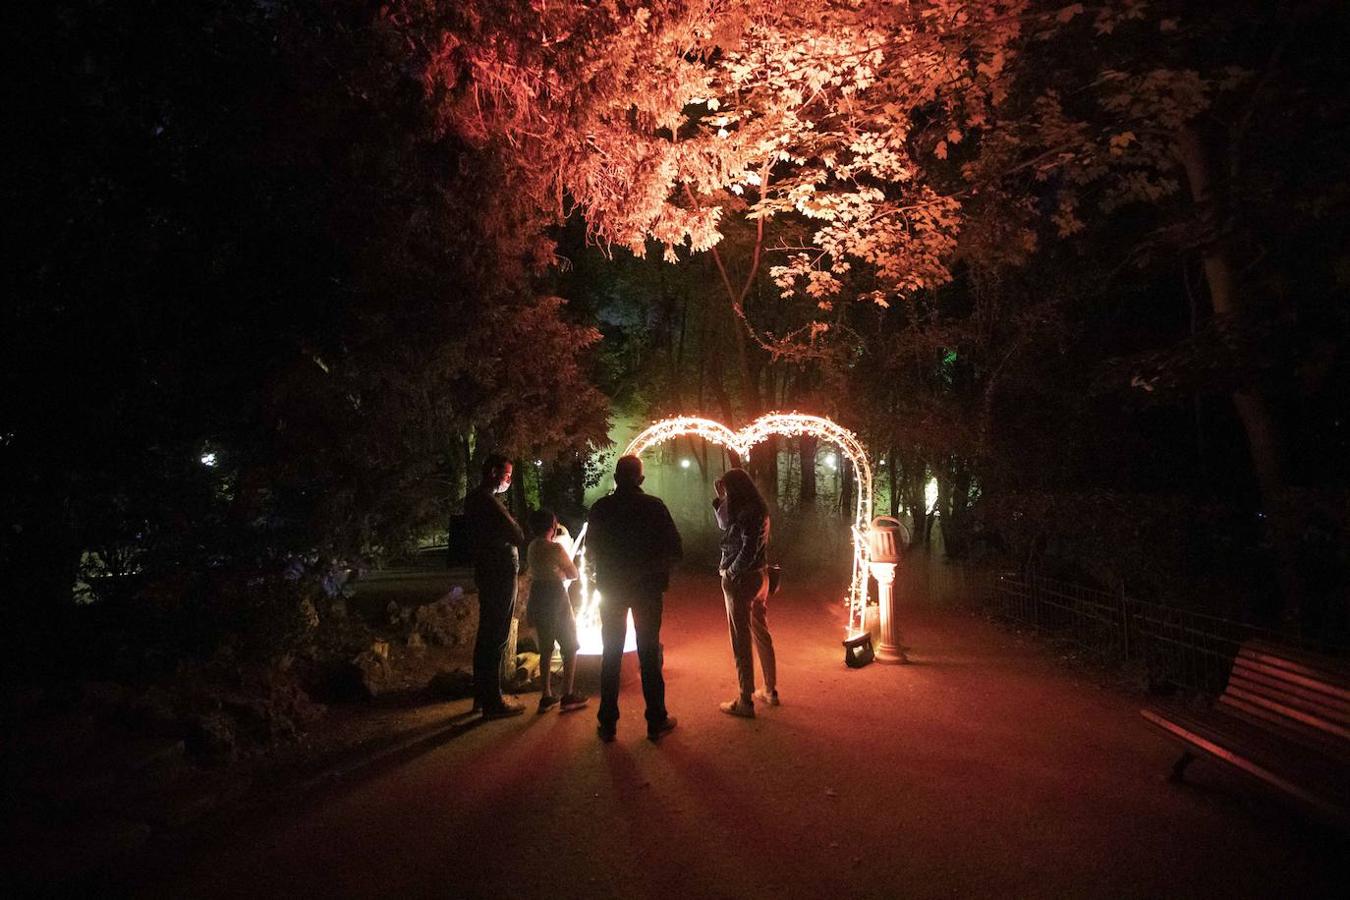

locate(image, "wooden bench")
[[1140, 639, 1349, 829]]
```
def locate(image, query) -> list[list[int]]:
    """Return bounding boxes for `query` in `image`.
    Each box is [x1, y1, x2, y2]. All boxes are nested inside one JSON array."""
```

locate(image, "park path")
[[159, 572, 1342, 899]]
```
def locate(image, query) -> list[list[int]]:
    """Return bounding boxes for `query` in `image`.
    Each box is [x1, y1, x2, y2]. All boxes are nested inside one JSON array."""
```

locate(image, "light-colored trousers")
[[721, 568, 776, 699]]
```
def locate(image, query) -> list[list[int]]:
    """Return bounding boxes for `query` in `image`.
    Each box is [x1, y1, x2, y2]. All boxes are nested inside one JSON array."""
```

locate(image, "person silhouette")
[[713, 467, 778, 718], [585, 455, 682, 742], [463, 453, 526, 718]]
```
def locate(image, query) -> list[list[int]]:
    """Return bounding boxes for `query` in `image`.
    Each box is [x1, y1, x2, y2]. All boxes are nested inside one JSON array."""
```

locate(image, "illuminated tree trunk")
[[888, 448, 900, 518], [1174, 125, 1299, 620], [900, 452, 930, 548], [839, 464, 854, 519], [800, 434, 819, 505], [753, 433, 781, 509]]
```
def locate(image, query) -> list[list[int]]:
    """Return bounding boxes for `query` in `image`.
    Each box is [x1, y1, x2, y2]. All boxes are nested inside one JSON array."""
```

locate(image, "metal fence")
[[986, 571, 1312, 697]]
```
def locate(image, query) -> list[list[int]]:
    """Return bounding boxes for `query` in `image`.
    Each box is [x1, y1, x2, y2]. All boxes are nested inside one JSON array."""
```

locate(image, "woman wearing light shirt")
[[526, 509, 588, 713]]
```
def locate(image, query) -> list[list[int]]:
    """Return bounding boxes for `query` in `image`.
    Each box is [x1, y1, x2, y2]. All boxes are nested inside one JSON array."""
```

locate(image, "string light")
[[619, 413, 875, 636], [569, 523, 637, 655]]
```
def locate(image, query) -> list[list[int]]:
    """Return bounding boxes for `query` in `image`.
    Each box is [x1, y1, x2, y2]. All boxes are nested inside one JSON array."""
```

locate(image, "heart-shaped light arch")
[[622, 413, 875, 635]]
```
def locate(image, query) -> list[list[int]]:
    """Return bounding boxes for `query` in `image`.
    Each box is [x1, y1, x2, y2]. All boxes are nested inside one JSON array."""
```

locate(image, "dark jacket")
[[463, 484, 525, 572], [587, 485, 683, 584], [713, 497, 769, 578]]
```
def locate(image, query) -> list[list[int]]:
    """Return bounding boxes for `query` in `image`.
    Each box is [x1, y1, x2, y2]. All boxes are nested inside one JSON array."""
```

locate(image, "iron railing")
[[986, 571, 1315, 697]]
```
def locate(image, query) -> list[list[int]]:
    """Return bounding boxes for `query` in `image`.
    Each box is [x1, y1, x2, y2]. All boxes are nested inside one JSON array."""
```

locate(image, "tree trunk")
[[1174, 125, 1299, 621], [752, 433, 779, 509], [901, 452, 929, 547], [800, 434, 819, 506], [888, 448, 900, 518], [839, 463, 854, 519]]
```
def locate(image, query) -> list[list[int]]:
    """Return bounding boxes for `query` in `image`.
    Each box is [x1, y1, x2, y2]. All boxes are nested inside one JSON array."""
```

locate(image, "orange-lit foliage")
[[391, 2, 1240, 354]]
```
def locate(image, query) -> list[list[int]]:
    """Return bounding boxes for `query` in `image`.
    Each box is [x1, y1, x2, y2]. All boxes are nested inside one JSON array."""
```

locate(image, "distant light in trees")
[[925, 477, 939, 514], [680, 458, 692, 469], [825, 452, 838, 469], [200, 452, 217, 468], [534, 459, 543, 467]]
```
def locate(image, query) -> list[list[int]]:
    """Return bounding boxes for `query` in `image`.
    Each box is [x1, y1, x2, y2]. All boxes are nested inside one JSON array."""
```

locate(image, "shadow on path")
[[149, 571, 1346, 899]]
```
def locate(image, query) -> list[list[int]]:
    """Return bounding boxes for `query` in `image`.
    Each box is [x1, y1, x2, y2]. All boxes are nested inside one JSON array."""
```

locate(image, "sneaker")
[[559, 693, 589, 712], [537, 695, 560, 714], [647, 716, 678, 741], [753, 689, 780, 707], [481, 699, 526, 719], [719, 698, 755, 718], [597, 723, 617, 742]]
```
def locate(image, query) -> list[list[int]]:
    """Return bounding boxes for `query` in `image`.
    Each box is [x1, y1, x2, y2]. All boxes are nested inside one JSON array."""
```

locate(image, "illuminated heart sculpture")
[[621, 413, 876, 635]]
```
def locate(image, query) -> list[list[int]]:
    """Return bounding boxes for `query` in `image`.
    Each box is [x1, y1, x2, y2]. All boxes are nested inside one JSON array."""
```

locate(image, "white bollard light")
[[867, 516, 909, 663]]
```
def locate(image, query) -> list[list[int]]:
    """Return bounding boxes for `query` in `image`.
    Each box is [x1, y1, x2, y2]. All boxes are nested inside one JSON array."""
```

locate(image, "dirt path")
[[156, 572, 1344, 899]]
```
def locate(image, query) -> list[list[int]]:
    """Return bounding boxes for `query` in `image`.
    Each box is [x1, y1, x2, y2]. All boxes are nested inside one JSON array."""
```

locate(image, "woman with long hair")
[[713, 467, 778, 718]]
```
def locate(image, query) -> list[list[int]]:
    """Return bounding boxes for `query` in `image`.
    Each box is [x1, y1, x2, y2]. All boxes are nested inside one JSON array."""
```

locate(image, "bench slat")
[[1236, 658, 1350, 712], [1218, 693, 1350, 762], [1227, 663, 1350, 723], [1238, 644, 1350, 698], [1214, 699, 1350, 767], [1245, 639, 1350, 680], [1223, 676, 1350, 741]]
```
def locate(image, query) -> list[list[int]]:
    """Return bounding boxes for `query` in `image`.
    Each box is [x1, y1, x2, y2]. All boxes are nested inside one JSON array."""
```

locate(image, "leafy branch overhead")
[[393, 1, 1246, 352]]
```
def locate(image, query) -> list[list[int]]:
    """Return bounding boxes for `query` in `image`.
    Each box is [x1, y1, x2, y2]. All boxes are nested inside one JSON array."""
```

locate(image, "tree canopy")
[[5, 0, 1347, 673]]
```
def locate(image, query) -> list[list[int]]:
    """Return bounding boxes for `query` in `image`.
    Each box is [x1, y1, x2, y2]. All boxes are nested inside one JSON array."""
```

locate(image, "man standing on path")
[[463, 453, 526, 718], [586, 455, 681, 742]]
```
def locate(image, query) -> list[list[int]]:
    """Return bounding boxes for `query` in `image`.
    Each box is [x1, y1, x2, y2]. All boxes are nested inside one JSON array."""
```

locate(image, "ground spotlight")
[[843, 632, 874, 668]]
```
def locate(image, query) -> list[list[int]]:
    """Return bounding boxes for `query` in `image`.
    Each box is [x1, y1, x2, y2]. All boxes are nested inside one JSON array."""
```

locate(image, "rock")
[[154, 789, 223, 830], [220, 693, 275, 742], [121, 687, 186, 738], [414, 591, 477, 647], [298, 596, 320, 629], [310, 660, 370, 703], [350, 648, 393, 698], [127, 737, 186, 772], [427, 668, 474, 700], [387, 600, 412, 627], [514, 652, 540, 682], [509, 651, 541, 692], [187, 712, 237, 763]]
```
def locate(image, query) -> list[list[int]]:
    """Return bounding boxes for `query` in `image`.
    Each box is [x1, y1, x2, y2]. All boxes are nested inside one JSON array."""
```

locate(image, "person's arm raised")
[[729, 509, 766, 578], [555, 542, 579, 581]]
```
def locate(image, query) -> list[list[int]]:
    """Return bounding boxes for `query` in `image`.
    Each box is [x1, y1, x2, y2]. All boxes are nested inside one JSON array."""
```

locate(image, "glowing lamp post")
[[867, 516, 908, 664]]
